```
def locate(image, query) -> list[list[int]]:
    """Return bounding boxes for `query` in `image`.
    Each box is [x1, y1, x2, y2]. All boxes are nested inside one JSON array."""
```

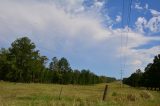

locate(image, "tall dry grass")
[[0, 81, 160, 106]]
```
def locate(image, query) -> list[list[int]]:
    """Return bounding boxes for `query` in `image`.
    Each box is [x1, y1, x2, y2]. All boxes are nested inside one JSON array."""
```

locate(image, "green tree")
[[58, 57, 72, 84], [8, 37, 48, 82], [124, 54, 160, 90], [123, 69, 143, 87], [49, 57, 59, 71], [0, 48, 10, 80]]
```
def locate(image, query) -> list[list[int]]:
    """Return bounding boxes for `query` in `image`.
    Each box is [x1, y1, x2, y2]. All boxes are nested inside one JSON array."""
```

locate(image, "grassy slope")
[[0, 81, 160, 106]]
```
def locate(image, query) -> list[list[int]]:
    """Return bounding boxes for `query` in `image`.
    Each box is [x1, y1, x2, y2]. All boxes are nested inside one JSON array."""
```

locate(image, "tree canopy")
[[123, 54, 160, 90]]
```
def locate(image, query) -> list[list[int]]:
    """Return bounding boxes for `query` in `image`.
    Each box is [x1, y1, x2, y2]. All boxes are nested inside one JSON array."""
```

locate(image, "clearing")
[[0, 81, 160, 106]]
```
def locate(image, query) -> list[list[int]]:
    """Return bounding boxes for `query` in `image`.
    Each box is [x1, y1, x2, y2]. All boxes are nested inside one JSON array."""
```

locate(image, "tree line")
[[0, 37, 116, 84], [123, 54, 160, 90]]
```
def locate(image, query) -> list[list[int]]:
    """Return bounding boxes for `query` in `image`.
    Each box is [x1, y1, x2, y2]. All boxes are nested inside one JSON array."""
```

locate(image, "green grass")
[[0, 81, 160, 106]]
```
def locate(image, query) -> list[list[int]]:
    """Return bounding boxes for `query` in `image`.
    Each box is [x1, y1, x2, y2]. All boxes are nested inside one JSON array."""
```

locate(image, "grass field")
[[0, 81, 160, 106]]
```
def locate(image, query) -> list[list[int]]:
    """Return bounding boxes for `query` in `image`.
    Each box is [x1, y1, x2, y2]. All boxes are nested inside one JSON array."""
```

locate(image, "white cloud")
[[52, 0, 84, 13], [145, 4, 149, 10], [128, 46, 160, 71], [94, 0, 104, 8], [150, 9, 160, 17], [74, 6, 85, 13], [132, 60, 142, 66], [147, 16, 160, 32], [0, 0, 110, 44], [135, 3, 143, 10], [135, 3, 149, 11], [115, 28, 160, 75], [142, 9, 160, 32], [135, 10, 160, 33], [116, 15, 122, 22], [135, 17, 147, 33]]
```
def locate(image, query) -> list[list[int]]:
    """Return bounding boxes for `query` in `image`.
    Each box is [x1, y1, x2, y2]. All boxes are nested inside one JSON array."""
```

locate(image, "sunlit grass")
[[0, 81, 160, 106]]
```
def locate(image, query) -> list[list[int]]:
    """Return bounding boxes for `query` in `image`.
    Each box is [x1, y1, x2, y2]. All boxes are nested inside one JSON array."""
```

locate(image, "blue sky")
[[0, 0, 160, 78]]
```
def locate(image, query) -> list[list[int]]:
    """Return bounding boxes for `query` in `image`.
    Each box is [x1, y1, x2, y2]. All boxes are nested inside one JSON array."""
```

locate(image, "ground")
[[0, 81, 160, 106]]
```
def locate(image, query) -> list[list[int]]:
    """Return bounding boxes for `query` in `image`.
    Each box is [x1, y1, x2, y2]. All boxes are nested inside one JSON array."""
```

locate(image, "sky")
[[0, 0, 160, 79]]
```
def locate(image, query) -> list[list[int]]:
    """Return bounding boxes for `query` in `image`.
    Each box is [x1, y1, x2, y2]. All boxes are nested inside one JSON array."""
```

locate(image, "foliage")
[[123, 54, 160, 90]]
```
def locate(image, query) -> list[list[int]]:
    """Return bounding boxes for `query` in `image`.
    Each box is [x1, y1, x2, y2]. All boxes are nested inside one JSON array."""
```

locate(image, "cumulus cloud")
[[135, 17, 147, 33], [144, 9, 160, 32], [0, 0, 110, 46], [134, 3, 149, 11], [150, 9, 160, 17], [135, 9, 160, 33], [94, 0, 104, 8], [0, 0, 159, 77], [128, 46, 160, 71], [147, 16, 160, 32], [135, 3, 143, 10], [116, 15, 122, 22], [115, 28, 160, 75]]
